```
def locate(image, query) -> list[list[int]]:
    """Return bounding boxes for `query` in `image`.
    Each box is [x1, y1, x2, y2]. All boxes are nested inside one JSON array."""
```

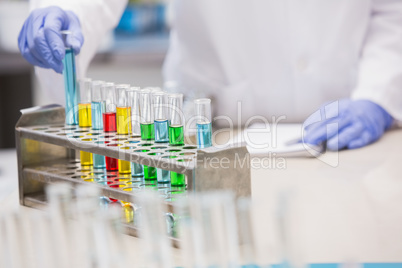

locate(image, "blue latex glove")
[[303, 99, 393, 150], [18, 6, 84, 73]]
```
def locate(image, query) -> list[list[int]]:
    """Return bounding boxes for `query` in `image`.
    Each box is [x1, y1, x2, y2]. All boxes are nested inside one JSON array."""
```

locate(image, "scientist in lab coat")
[[18, 0, 402, 150]]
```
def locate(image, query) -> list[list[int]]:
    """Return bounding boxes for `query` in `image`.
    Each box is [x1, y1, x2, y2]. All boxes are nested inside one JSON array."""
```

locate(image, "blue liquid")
[[157, 169, 170, 183], [62, 48, 79, 125], [92, 101, 105, 168], [131, 162, 144, 177], [91, 101, 105, 130], [154, 119, 169, 143], [93, 154, 106, 169], [196, 122, 212, 148]]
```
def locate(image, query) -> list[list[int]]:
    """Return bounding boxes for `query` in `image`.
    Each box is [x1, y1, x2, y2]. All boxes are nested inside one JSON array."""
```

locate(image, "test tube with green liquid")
[[127, 87, 144, 177], [168, 93, 185, 187], [140, 89, 157, 180], [116, 85, 131, 174], [61, 31, 79, 125]]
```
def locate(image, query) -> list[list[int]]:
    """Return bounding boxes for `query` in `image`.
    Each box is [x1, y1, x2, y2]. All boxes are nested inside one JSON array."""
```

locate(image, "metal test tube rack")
[[15, 105, 251, 242]]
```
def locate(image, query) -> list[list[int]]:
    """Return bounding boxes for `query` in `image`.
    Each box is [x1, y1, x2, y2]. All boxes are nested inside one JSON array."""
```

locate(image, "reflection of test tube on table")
[[127, 87, 144, 177], [101, 82, 118, 171], [168, 93, 185, 186], [78, 78, 93, 166], [140, 89, 157, 180], [91, 80, 106, 169], [61, 31, 79, 125], [153, 91, 170, 183], [194, 98, 212, 148], [116, 85, 131, 174]]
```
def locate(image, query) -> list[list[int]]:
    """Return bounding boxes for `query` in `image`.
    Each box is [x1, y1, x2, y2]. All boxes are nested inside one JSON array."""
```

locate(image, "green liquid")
[[169, 125, 184, 146], [141, 123, 155, 140], [170, 172, 185, 187], [144, 165, 157, 180]]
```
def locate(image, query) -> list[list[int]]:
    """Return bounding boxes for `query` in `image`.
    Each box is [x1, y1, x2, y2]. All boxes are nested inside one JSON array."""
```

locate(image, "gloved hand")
[[18, 6, 84, 74], [303, 99, 393, 150]]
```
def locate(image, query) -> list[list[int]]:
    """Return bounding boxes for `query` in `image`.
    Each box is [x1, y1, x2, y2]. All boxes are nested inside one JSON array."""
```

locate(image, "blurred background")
[[0, 0, 168, 148]]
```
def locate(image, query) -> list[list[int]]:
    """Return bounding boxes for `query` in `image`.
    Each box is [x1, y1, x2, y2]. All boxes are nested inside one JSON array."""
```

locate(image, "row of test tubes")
[[74, 79, 213, 183]]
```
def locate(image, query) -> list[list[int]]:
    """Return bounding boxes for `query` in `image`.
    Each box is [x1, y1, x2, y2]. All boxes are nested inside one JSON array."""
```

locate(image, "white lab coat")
[[164, 0, 402, 124], [33, 0, 402, 124]]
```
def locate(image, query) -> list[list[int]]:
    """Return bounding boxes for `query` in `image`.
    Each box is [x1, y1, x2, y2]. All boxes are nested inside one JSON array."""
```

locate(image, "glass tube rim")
[[194, 98, 211, 105]]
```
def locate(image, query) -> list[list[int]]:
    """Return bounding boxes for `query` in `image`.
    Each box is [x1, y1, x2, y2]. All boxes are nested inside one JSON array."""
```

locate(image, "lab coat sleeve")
[[351, 0, 402, 122], [30, 0, 127, 105]]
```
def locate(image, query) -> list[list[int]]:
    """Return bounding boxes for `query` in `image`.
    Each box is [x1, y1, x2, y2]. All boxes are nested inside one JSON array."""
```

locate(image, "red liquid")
[[106, 157, 118, 171], [103, 112, 118, 171], [103, 112, 117, 132]]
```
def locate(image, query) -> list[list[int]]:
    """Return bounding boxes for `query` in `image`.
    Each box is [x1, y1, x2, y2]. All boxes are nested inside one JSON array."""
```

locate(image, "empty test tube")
[[127, 87, 144, 177], [168, 93, 185, 186], [101, 82, 118, 171], [79, 78, 93, 166], [61, 31, 79, 125], [140, 89, 157, 180], [195, 98, 212, 148], [116, 84, 131, 174], [92, 80, 106, 169]]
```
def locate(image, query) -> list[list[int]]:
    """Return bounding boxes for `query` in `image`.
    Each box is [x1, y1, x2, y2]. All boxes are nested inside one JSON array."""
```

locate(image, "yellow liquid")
[[116, 107, 131, 135], [118, 159, 131, 174], [78, 103, 92, 127], [79, 103, 92, 166]]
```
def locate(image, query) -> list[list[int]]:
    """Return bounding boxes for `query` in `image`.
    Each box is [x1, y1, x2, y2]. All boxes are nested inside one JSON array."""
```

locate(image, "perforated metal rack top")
[[21, 124, 198, 175], [16, 105, 251, 215]]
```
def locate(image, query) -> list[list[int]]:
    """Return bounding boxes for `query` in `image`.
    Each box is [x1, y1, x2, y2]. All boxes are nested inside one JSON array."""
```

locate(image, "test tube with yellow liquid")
[[116, 85, 131, 174], [78, 78, 93, 166]]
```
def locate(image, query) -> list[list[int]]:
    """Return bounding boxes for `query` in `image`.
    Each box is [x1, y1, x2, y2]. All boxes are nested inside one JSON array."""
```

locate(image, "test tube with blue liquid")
[[127, 87, 144, 177], [153, 91, 170, 183], [61, 31, 79, 125], [91, 80, 106, 169], [195, 98, 212, 148]]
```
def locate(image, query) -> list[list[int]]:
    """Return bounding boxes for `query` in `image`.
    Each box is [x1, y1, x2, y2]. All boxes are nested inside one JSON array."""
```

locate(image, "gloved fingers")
[[304, 100, 350, 132], [347, 131, 373, 149], [326, 121, 364, 151], [303, 115, 352, 146], [34, 28, 63, 73], [65, 11, 84, 54], [25, 16, 49, 68], [43, 9, 67, 62]]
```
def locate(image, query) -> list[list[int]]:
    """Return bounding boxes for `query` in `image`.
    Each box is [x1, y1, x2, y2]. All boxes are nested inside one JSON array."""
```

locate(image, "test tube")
[[140, 89, 157, 180], [127, 87, 144, 177], [100, 82, 118, 171], [153, 91, 170, 184], [78, 78, 93, 166], [61, 31, 79, 125], [168, 93, 185, 186], [168, 93, 185, 146], [92, 80, 106, 169], [139, 89, 155, 140], [153, 91, 169, 143], [116, 84, 131, 174], [194, 98, 212, 148]]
